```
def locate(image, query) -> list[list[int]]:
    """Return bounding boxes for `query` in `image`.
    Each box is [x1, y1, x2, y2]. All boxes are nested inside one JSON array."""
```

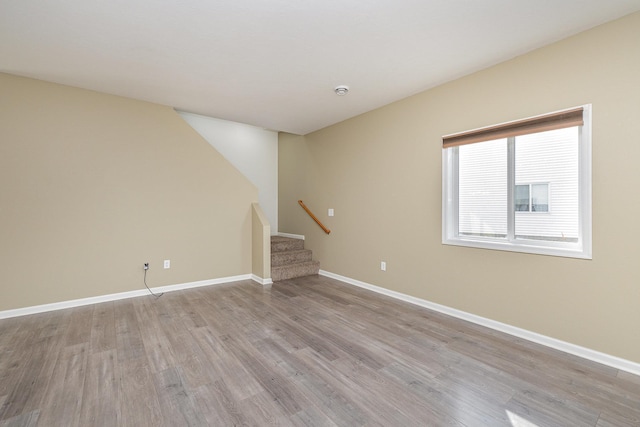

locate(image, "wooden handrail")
[[298, 200, 331, 234]]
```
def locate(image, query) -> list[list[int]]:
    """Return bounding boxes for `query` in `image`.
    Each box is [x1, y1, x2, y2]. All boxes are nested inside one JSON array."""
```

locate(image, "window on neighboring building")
[[442, 105, 591, 259], [515, 183, 549, 212]]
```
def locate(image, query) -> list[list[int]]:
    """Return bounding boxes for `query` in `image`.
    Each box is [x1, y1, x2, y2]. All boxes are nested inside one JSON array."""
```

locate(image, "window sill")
[[442, 237, 592, 260]]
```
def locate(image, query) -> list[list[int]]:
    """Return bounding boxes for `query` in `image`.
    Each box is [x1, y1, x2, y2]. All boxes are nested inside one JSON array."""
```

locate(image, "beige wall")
[[251, 202, 271, 281], [279, 12, 640, 363], [0, 73, 257, 311]]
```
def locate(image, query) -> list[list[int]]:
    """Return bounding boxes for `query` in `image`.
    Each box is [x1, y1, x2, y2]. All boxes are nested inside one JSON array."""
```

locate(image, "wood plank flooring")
[[1, 275, 639, 426]]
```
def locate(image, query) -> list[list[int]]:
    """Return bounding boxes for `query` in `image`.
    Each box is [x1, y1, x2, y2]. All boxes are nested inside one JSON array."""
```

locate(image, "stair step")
[[272, 249, 313, 267], [270, 236, 320, 282], [271, 236, 304, 252], [272, 260, 320, 282]]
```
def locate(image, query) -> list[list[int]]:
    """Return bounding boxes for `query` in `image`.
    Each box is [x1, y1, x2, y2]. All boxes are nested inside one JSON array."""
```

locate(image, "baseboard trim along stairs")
[[271, 236, 320, 281]]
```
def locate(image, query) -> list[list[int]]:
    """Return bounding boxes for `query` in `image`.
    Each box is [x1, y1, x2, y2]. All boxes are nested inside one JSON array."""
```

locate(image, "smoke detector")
[[334, 85, 349, 96]]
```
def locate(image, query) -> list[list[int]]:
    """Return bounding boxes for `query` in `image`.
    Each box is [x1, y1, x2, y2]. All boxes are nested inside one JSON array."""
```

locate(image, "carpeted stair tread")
[[272, 249, 313, 267], [271, 236, 304, 253], [271, 260, 320, 282]]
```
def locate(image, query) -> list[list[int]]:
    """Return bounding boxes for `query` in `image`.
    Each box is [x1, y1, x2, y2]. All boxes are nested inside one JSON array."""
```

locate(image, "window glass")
[[515, 185, 530, 212], [458, 139, 507, 238], [515, 127, 578, 242], [531, 184, 549, 212]]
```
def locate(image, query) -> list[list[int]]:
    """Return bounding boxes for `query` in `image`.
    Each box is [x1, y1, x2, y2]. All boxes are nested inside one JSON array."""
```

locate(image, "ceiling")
[[2, 1, 640, 135]]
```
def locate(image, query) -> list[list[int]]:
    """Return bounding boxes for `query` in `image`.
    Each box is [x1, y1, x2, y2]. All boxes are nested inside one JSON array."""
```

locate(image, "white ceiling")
[[2, 1, 640, 135]]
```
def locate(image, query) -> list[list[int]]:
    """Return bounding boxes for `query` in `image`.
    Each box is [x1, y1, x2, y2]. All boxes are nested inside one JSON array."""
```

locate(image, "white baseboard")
[[319, 270, 640, 377], [0, 274, 253, 320], [277, 232, 305, 240], [251, 275, 273, 286]]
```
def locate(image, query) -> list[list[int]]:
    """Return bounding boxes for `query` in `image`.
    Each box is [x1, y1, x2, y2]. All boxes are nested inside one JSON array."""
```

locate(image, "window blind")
[[442, 107, 584, 148]]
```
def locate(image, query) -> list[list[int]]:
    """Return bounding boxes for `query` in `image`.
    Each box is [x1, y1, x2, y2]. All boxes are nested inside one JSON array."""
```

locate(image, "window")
[[515, 183, 549, 212], [442, 105, 591, 259]]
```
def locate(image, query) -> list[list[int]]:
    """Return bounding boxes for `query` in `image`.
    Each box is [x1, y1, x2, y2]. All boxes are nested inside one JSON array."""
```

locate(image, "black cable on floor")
[[144, 268, 164, 298]]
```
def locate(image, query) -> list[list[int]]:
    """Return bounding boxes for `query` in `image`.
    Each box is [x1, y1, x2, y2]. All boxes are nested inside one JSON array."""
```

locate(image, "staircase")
[[271, 236, 320, 281]]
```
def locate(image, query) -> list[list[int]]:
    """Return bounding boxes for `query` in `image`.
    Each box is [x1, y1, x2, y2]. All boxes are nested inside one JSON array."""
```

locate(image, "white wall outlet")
[[164, 259, 170, 269], [328, 208, 334, 217], [380, 261, 386, 271]]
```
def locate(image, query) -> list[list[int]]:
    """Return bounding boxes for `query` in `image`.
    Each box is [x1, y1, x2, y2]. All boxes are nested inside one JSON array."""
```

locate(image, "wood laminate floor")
[[0, 275, 639, 426]]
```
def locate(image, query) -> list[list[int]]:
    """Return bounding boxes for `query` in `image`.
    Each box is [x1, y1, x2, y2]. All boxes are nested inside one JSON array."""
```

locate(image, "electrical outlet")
[[328, 208, 334, 217], [164, 259, 170, 269], [144, 263, 149, 270], [380, 261, 386, 271]]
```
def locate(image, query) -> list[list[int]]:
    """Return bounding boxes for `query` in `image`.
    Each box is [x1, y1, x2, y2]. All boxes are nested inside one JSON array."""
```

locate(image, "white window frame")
[[442, 105, 592, 259]]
